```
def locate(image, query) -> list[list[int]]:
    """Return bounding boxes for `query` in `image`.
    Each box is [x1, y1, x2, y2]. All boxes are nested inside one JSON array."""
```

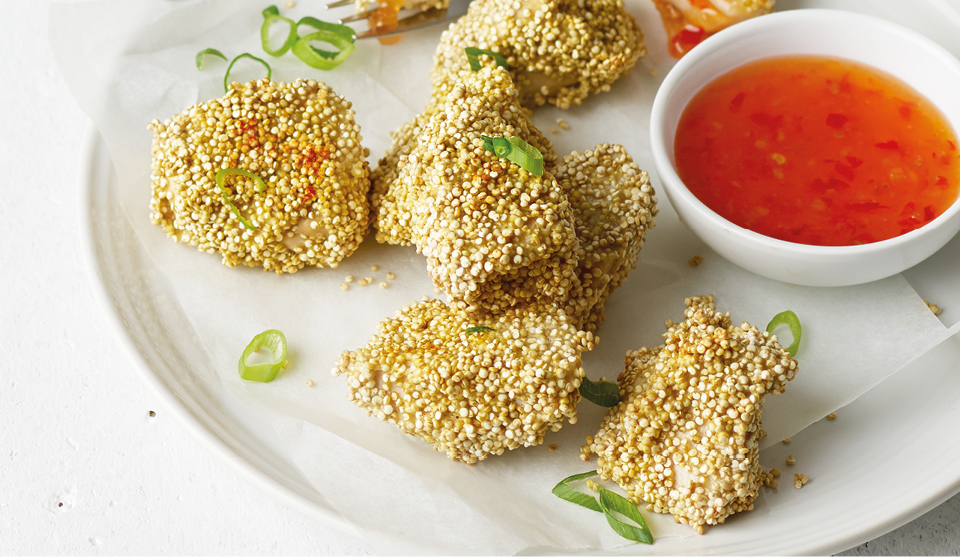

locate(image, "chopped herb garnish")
[[239, 329, 287, 382], [215, 168, 266, 230], [597, 487, 653, 544], [261, 5, 299, 57], [465, 326, 495, 337], [223, 53, 272, 92], [552, 471, 602, 512], [465, 47, 508, 72], [480, 135, 544, 176], [766, 310, 802, 357], [579, 376, 620, 407], [195, 48, 227, 70], [292, 17, 356, 70], [553, 472, 653, 544]]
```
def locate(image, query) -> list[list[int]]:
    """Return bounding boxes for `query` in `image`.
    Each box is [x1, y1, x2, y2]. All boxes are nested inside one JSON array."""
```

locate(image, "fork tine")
[[325, 0, 355, 8], [354, 0, 470, 39], [340, 8, 379, 23]]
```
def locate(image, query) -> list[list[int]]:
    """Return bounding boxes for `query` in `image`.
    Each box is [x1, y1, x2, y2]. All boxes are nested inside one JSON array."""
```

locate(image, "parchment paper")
[[51, 0, 958, 553]]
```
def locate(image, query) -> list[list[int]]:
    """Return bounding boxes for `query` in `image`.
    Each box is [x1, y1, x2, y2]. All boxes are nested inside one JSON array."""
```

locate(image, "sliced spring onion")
[[465, 326, 495, 337], [465, 47, 508, 72], [223, 53, 272, 92], [765, 310, 802, 357], [261, 5, 299, 57], [292, 17, 356, 70], [480, 135, 544, 176], [579, 376, 620, 407], [239, 329, 287, 382], [215, 168, 266, 230], [195, 48, 227, 70], [552, 471, 602, 513], [597, 487, 653, 545]]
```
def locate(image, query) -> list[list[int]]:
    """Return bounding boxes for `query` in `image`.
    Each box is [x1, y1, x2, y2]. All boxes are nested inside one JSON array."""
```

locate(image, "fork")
[[325, 0, 471, 39]]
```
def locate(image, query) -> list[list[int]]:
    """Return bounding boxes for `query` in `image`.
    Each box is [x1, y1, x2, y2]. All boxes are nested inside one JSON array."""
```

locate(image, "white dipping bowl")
[[650, 9, 960, 287]]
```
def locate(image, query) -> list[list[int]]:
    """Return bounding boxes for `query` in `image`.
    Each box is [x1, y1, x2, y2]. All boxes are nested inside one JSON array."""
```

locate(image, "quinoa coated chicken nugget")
[[376, 67, 575, 312], [148, 79, 370, 274], [555, 144, 658, 332], [432, 0, 647, 109], [582, 295, 798, 533], [333, 299, 597, 464]]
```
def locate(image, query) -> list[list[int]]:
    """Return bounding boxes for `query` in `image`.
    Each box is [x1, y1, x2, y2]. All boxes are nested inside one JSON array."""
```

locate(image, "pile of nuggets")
[[148, 0, 796, 532]]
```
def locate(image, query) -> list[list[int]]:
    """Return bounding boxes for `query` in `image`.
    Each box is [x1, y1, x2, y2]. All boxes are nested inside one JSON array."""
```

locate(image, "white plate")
[[79, 0, 960, 553]]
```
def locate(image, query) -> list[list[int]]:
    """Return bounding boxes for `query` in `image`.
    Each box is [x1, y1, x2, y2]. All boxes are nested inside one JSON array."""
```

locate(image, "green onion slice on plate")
[[239, 329, 287, 382], [579, 376, 620, 407], [465, 47, 508, 71], [480, 135, 544, 176], [223, 53, 272, 92], [261, 6, 299, 57], [215, 168, 266, 230], [765, 309, 802, 357], [195, 47, 227, 70], [552, 471, 602, 512], [292, 17, 356, 71], [597, 487, 653, 544]]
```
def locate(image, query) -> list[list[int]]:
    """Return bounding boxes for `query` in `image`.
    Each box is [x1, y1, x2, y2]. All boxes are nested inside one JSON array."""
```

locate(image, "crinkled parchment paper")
[[51, 0, 959, 553]]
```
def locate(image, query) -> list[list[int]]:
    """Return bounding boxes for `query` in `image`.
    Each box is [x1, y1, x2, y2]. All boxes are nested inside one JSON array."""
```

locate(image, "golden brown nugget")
[[334, 299, 596, 464], [582, 295, 798, 532], [149, 79, 370, 274], [433, 0, 647, 109]]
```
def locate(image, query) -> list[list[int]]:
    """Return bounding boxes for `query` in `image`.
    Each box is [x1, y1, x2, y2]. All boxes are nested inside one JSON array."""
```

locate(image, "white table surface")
[[2, 1, 959, 554]]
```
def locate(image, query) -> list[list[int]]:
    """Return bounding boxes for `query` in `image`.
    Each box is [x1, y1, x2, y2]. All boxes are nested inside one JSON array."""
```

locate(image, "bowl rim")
[[649, 8, 960, 256]]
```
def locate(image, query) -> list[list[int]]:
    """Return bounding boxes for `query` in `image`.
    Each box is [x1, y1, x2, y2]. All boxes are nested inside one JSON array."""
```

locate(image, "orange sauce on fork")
[[674, 56, 960, 246]]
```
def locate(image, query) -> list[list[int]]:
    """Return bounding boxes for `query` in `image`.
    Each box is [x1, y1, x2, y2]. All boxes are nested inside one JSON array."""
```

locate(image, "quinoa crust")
[[148, 79, 370, 274], [582, 295, 798, 532], [333, 299, 596, 464]]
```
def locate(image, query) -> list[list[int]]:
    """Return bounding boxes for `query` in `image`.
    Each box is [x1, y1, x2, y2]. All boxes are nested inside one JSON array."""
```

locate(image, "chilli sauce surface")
[[674, 55, 960, 246]]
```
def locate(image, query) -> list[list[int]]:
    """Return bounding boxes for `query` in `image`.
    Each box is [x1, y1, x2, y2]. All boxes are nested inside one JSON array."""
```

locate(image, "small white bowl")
[[650, 9, 960, 287]]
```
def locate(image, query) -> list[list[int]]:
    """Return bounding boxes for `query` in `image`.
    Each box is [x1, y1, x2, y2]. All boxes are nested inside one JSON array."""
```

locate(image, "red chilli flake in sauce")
[[674, 56, 960, 246]]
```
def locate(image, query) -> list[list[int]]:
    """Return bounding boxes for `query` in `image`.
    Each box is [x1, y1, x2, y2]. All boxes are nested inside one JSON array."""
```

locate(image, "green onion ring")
[[215, 168, 266, 230], [291, 18, 356, 71], [465, 47, 508, 72], [597, 487, 653, 544], [480, 135, 544, 175], [465, 326, 495, 337], [552, 471, 602, 513], [195, 47, 227, 70], [239, 329, 287, 382], [765, 310, 802, 357], [261, 6, 299, 57], [579, 376, 620, 407], [223, 53, 272, 92]]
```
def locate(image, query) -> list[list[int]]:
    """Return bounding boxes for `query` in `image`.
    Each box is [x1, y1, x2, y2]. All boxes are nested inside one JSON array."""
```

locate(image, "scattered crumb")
[[550, 127, 559, 134], [386, 272, 396, 280], [345, 275, 355, 283], [771, 153, 787, 165], [786, 455, 796, 466], [358, 278, 372, 286], [926, 301, 943, 316], [585, 479, 599, 492], [306, 380, 315, 387], [782, 438, 791, 445], [379, 281, 388, 289], [370, 265, 380, 272], [340, 282, 349, 291], [421, 295, 430, 302], [771, 468, 781, 478], [556, 118, 570, 130], [825, 412, 837, 421], [58, 502, 63, 508], [548, 444, 558, 452], [148, 410, 156, 418], [433, 287, 443, 294], [688, 255, 703, 267], [649, 68, 658, 77], [794, 473, 809, 489], [285, 0, 296, 7]]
